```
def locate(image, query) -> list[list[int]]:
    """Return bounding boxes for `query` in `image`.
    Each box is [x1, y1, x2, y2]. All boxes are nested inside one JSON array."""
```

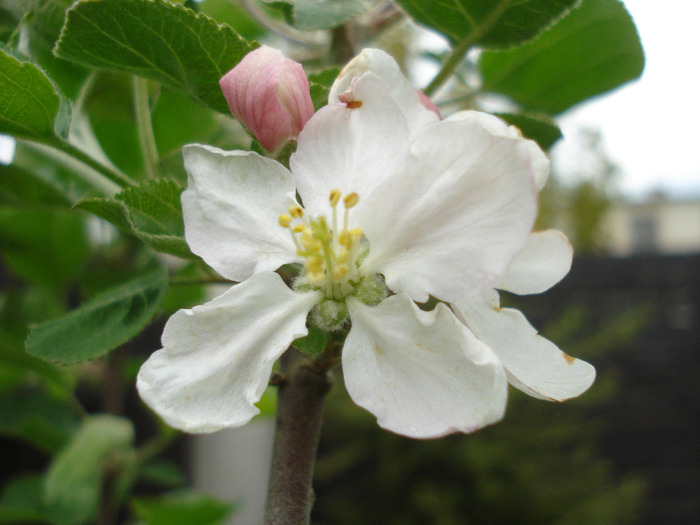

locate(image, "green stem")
[[133, 77, 161, 178], [17, 138, 131, 196], [264, 348, 332, 525], [423, 0, 512, 97], [41, 137, 135, 189]]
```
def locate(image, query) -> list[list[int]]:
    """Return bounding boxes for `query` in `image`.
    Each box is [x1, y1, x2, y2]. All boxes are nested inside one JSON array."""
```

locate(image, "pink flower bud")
[[416, 90, 441, 119], [220, 46, 314, 152]]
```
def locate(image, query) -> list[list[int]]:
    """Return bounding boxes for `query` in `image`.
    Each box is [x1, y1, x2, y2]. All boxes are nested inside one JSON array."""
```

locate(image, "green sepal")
[[293, 319, 331, 357], [25, 263, 168, 364]]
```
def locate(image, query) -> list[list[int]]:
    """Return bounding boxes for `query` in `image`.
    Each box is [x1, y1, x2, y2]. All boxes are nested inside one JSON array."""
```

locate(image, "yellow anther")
[[337, 247, 350, 263], [329, 189, 342, 207], [307, 271, 325, 284], [332, 264, 349, 280], [343, 192, 359, 208], [278, 214, 292, 228], [292, 223, 305, 233], [289, 205, 304, 218], [305, 256, 323, 273], [300, 229, 320, 251], [338, 227, 363, 247]]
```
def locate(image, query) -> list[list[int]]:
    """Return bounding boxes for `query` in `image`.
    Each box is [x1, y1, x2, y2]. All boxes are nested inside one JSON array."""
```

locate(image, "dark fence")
[[525, 254, 700, 525]]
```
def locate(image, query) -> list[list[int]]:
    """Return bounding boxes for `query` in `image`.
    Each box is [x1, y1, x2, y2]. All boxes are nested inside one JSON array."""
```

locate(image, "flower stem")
[[24, 137, 133, 194], [133, 76, 161, 178], [264, 348, 332, 525], [423, 0, 512, 97]]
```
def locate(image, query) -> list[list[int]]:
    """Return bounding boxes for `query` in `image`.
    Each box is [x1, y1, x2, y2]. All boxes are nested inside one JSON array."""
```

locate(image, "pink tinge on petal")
[[416, 90, 441, 119], [219, 46, 313, 152]]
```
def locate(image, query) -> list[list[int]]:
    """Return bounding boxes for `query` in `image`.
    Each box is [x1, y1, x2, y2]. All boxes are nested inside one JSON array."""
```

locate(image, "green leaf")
[[0, 207, 89, 291], [75, 197, 131, 231], [25, 264, 168, 364], [77, 179, 194, 259], [0, 0, 74, 45], [54, 0, 258, 113], [479, 0, 645, 114], [0, 46, 70, 139], [496, 112, 563, 150], [84, 72, 145, 177], [138, 460, 186, 488], [308, 67, 340, 111], [293, 0, 374, 30], [0, 288, 67, 390], [0, 285, 65, 356], [0, 506, 52, 524], [131, 490, 236, 525], [152, 88, 220, 158], [0, 163, 73, 207], [197, 0, 265, 40], [45, 415, 134, 525], [0, 339, 69, 393], [0, 0, 90, 99], [0, 474, 53, 524], [119, 179, 185, 235], [0, 388, 78, 453], [395, 0, 577, 48]]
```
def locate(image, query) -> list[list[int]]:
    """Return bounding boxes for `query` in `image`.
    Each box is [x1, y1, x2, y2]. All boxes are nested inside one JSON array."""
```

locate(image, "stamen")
[[343, 192, 359, 208], [307, 271, 325, 284], [289, 205, 304, 218], [279, 189, 366, 300], [278, 214, 292, 228], [332, 264, 349, 280], [300, 228, 320, 251], [338, 228, 362, 247], [329, 189, 341, 207], [306, 256, 323, 273]]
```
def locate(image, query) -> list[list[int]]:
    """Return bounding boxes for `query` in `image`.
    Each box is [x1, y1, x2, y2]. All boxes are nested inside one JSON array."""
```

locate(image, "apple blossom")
[[220, 46, 314, 152], [137, 48, 594, 439]]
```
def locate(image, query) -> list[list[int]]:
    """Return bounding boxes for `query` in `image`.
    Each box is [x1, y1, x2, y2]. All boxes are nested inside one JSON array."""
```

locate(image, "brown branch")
[[264, 348, 333, 524]]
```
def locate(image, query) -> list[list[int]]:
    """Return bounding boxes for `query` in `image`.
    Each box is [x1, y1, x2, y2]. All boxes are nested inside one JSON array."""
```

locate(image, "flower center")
[[279, 189, 365, 301]]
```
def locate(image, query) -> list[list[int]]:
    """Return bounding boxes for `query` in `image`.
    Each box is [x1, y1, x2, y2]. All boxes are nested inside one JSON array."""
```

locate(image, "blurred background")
[[1, 0, 698, 524]]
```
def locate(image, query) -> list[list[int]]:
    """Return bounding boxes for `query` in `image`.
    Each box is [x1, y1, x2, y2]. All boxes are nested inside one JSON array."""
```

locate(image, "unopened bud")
[[220, 46, 314, 152]]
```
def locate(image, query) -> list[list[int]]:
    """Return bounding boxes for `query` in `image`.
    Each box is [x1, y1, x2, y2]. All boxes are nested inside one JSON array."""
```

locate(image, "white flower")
[[332, 49, 595, 403], [137, 49, 594, 438]]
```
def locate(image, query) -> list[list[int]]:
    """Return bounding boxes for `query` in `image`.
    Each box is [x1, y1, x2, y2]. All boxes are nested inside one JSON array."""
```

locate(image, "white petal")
[[500, 230, 573, 295], [456, 295, 595, 401], [182, 144, 299, 282], [446, 111, 551, 191], [359, 116, 538, 303], [290, 73, 409, 218], [329, 48, 439, 136], [137, 272, 321, 433], [344, 294, 507, 438]]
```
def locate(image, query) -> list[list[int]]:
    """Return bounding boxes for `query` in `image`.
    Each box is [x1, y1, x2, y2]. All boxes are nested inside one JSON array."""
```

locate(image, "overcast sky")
[[552, 0, 700, 198]]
